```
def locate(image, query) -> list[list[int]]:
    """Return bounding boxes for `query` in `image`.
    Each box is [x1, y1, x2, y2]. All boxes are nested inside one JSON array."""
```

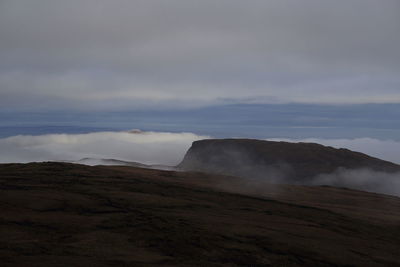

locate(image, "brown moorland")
[[0, 162, 400, 266]]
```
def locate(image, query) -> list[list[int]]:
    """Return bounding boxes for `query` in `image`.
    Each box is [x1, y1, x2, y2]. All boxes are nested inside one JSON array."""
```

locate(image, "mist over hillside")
[[179, 139, 400, 196]]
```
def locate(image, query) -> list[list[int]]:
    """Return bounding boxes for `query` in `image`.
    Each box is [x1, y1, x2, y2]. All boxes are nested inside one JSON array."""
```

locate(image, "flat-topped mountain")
[[178, 139, 400, 182]]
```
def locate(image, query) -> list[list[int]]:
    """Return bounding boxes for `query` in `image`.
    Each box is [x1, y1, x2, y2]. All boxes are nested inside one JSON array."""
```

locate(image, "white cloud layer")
[[1, 133, 399, 167], [1, 132, 399, 196], [0, 131, 209, 166]]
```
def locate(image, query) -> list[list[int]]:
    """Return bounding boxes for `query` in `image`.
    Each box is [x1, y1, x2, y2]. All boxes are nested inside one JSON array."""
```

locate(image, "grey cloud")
[[0, 0, 399, 108]]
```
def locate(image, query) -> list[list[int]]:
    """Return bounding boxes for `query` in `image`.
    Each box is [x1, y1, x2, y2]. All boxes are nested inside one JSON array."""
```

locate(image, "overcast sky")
[[1, 0, 399, 110]]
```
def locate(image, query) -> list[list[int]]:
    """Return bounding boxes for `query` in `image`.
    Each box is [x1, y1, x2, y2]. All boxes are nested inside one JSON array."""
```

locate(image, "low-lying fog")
[[0, 130, 208, 166], [0, 130, 399, 196], [312, 168, 400, 197]]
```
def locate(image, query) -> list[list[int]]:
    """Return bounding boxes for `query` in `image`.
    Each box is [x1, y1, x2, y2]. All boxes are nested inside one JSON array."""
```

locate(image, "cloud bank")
[[0, 131, 209, 166], [0, 132, 399, 196], [1, 133, 399, 167]]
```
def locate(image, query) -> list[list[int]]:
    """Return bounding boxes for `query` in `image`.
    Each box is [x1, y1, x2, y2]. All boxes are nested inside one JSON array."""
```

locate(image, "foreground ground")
[[0, 162, 399, 266]]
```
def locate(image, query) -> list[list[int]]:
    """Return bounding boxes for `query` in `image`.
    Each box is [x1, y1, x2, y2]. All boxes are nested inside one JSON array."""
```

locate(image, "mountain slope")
[[178, 139, 400, 182], [0, 162, 400, 266]]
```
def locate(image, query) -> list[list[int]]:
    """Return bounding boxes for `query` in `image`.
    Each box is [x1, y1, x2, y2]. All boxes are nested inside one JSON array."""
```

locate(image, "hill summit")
[[178, 139, 400, 182]]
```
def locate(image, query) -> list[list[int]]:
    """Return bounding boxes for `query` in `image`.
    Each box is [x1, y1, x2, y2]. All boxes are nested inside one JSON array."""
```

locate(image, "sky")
[[1, 0, 399, 110], [0, 1, 399, 164]]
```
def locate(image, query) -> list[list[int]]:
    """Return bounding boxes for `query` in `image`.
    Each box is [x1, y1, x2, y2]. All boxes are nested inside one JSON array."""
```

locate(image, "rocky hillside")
[[178, 139, 400, 182]]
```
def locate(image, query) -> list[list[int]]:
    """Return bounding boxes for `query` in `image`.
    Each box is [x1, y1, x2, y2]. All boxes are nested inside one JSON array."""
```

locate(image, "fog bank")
[[0, 130, 208, 166]]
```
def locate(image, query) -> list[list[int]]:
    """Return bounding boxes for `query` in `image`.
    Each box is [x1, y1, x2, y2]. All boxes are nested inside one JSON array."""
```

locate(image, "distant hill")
[[64, 158, 175, 171], [178, 139, 400, 182], [71, 157, 149, 167]]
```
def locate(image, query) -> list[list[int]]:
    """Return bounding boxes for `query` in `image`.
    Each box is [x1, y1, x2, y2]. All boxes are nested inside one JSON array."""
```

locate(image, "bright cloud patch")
[[0, 130, 209, 166], [312, 168, 400, 197]]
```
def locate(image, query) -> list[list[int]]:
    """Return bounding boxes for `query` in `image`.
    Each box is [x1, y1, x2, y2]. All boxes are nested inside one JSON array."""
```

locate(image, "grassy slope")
[[0, 162, 399, 266]]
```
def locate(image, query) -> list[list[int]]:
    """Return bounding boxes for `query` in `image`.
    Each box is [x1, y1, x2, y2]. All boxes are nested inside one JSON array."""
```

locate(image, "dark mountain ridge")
[[178, 139, 400, 182]]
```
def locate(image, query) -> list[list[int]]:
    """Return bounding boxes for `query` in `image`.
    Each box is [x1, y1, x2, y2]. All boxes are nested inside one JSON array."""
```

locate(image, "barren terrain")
[[1, 162, 400, 266]]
